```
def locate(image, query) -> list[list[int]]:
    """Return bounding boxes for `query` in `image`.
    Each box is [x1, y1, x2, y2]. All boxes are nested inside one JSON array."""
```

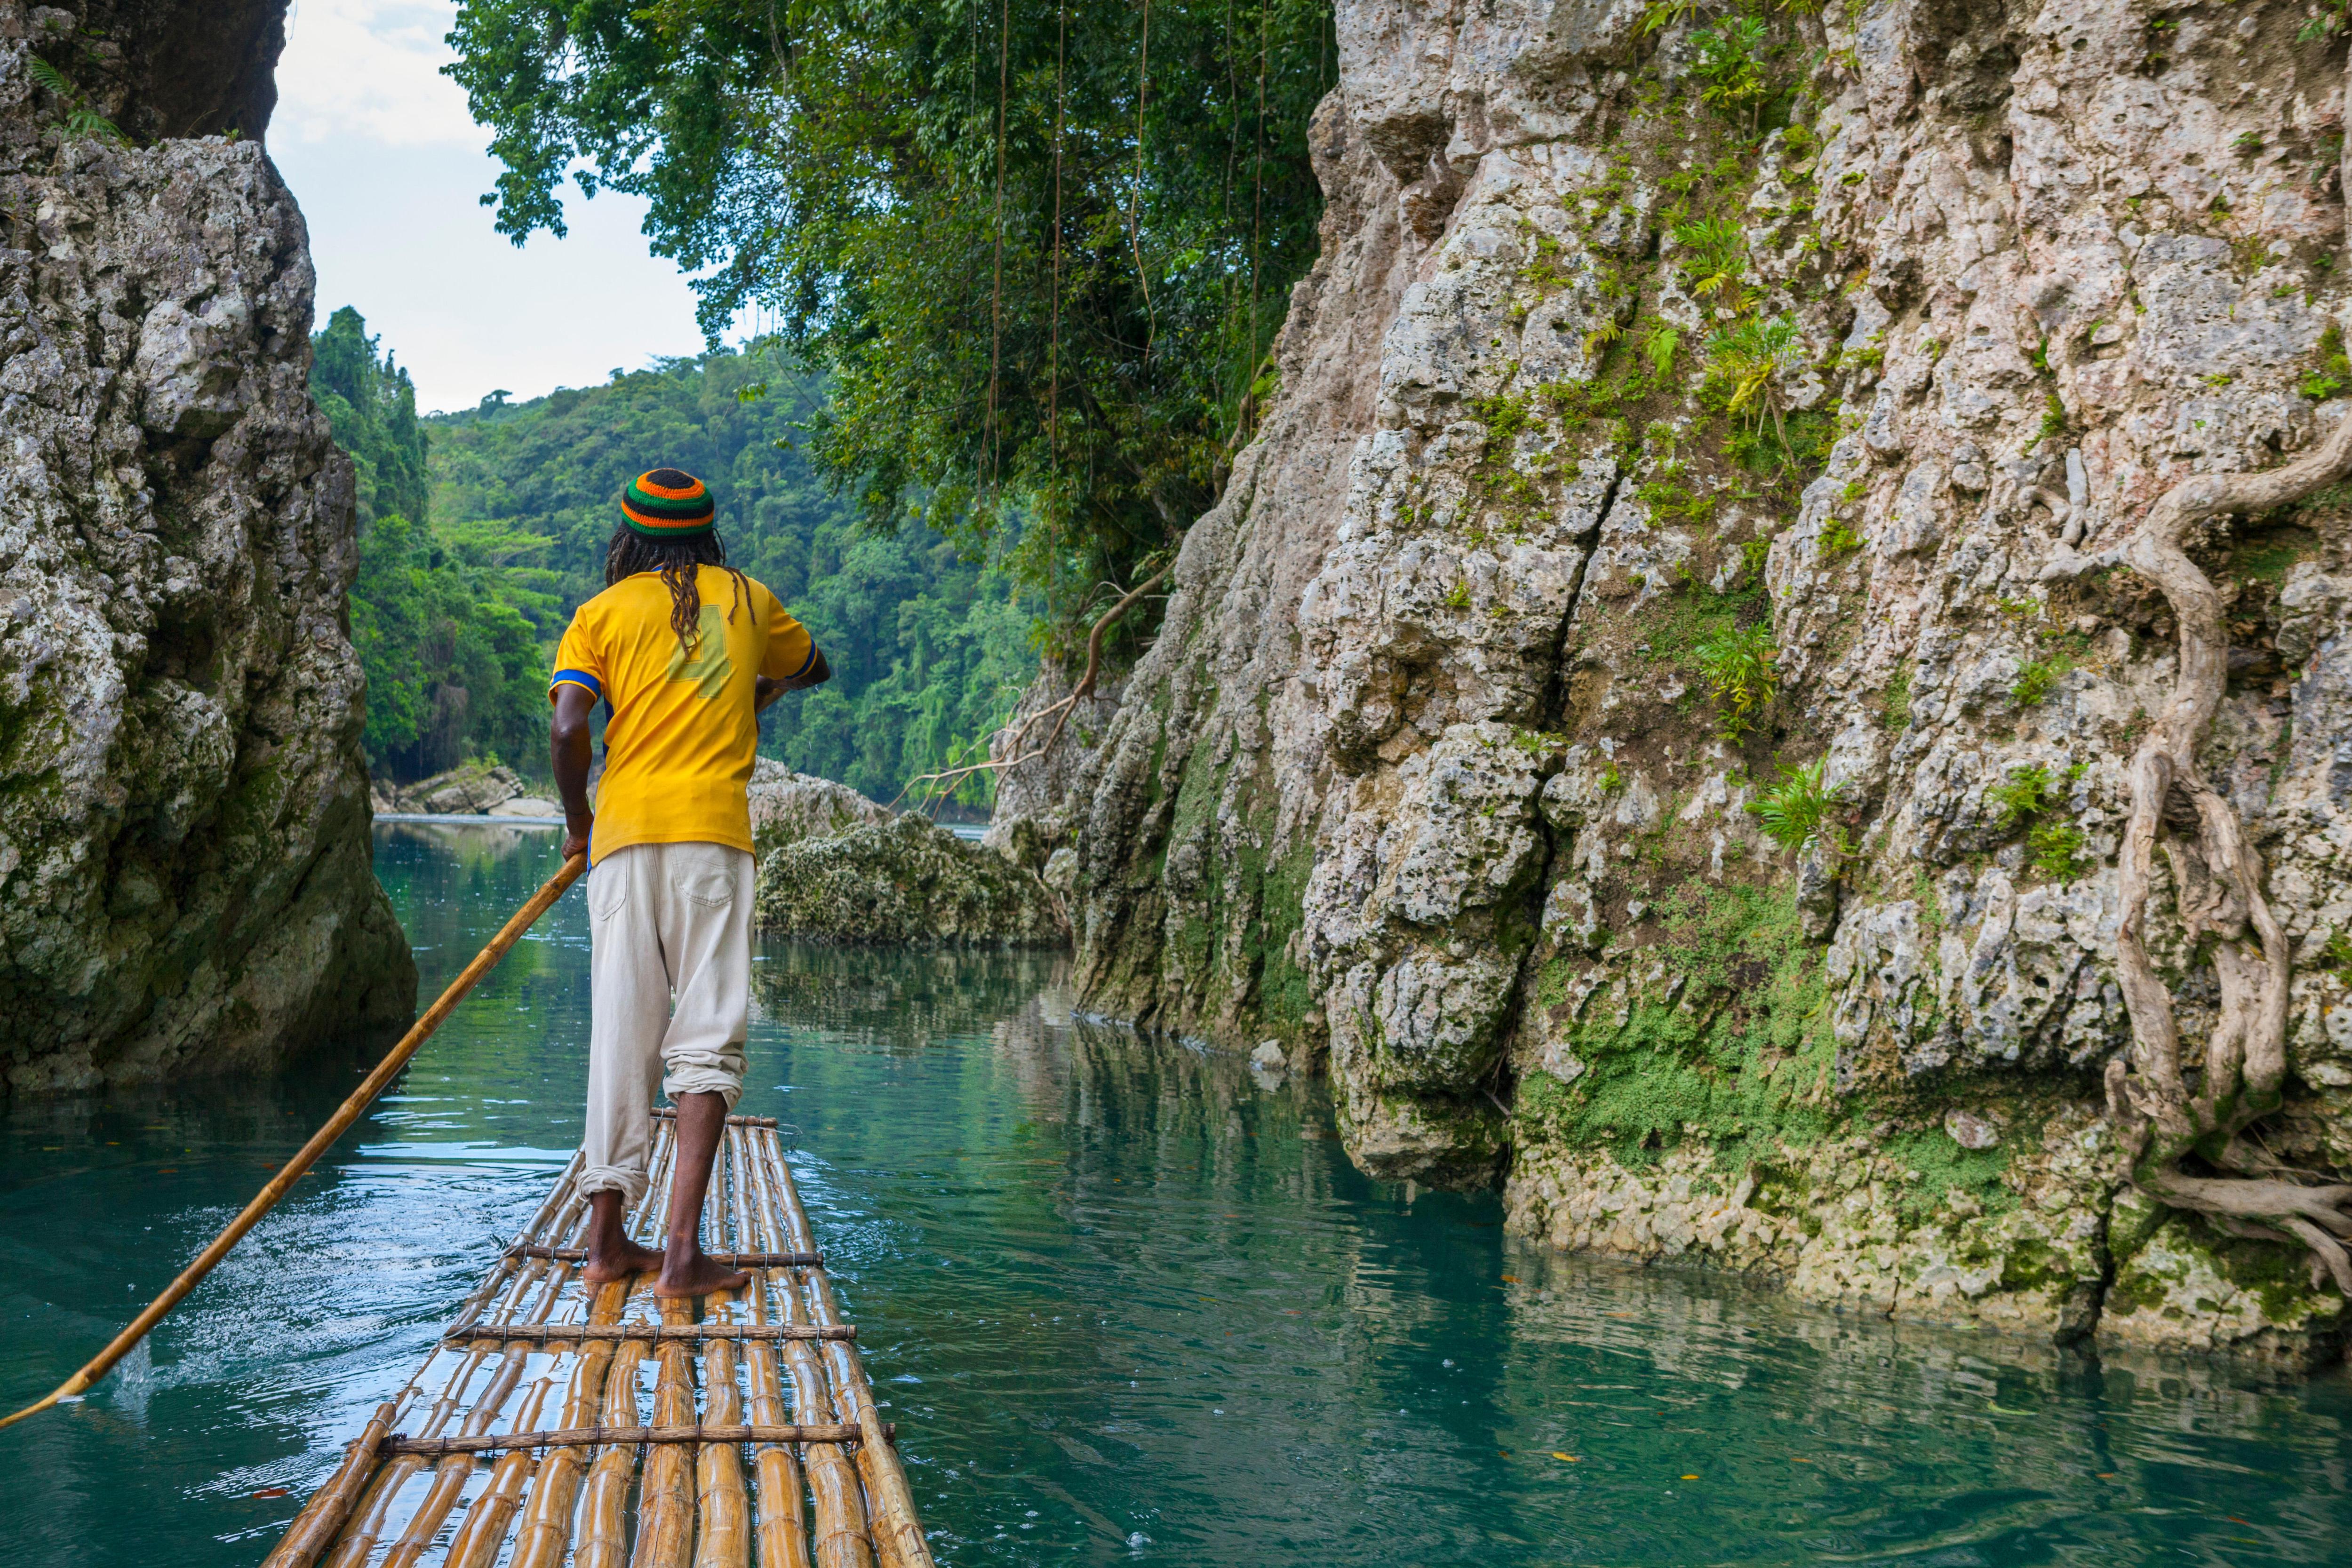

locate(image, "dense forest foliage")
[[315, 312, 1030, 805], [312, 307, 551, 783], [447, 0, 1335, 661]]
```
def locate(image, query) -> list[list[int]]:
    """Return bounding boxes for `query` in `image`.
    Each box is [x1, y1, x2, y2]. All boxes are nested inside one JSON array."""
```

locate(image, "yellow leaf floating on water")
[[1551, 1452, 1579, 1462], [1681, 1474, 1699, 1480]]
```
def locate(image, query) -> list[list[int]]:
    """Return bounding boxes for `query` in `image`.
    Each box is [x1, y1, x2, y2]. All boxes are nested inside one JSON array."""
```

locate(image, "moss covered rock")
[[747, 757, 893, 857], [755, 814, 1063, 946]]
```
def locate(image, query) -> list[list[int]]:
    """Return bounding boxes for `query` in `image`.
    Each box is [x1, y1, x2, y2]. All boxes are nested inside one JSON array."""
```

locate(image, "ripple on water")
[[0, 825, 2346, 1565]]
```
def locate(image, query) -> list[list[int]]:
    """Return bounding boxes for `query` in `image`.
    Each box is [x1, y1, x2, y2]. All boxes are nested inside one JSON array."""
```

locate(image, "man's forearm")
[[553, 729, 592, 816], [756, 645, 830, 711], [550, 686, 597, 822]]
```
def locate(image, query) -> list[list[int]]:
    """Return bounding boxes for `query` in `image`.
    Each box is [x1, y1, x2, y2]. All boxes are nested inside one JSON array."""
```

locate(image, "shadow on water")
[[0, 823, 2346, 1564]]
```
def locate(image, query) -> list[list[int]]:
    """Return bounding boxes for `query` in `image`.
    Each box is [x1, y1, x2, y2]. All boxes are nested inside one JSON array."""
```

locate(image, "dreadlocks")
[[604, 525, 752, 655]]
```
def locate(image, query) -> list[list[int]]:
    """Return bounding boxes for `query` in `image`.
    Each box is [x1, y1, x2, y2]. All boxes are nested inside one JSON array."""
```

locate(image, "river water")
[[3, 825, 2350, 1564]]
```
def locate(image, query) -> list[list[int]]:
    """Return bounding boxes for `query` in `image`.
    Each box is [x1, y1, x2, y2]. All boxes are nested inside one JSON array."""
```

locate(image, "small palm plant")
[[1669, 217, 1746, 302], [1753, 759, 1845, 854], [1689, 15, 1774, 128], [26, 59, 127, 149], [1692, 620, 1778, 740], [1704, 314, 1807, 453]]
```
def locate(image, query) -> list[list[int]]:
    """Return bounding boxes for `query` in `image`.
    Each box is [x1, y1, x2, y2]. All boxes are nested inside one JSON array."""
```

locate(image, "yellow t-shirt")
[[549, 566, 815, 865]]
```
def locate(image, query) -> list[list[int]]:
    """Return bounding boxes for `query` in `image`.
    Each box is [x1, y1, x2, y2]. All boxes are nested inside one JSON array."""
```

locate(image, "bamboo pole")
[[576, 1334, 650, 1568], [732, 1124, 812, 1568], [497, 1252, 826, 1273], [632, 1291, 701, 1567], [322, 1348, 496, 1568], [442, 1373, 555, 1568], [382, 1350, 531, 1567], [448, 1323, 853, 1345], [756, 1130, 933, 1568], [0, 854, 587, 1431], [257, 1398, 404, 1568], [506, 1276, 631, 1568], [694, 1294, 752, 1567], [734, 1125, 872, 1568], [380, 1422, 869, 1457]]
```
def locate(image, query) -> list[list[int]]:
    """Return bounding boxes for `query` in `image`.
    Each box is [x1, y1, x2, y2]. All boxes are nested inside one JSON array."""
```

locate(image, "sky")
[[271, 0, 722, 414]]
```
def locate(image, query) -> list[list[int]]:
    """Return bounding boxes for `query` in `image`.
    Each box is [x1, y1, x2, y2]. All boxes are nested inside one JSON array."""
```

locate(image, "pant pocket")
[[587, 858, 631, 922], [674, 846, 739, 909]]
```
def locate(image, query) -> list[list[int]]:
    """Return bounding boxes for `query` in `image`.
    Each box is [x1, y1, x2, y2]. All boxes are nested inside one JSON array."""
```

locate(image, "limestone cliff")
[[998, 0, 2352, 1361], [0, 0, 415, 1094]]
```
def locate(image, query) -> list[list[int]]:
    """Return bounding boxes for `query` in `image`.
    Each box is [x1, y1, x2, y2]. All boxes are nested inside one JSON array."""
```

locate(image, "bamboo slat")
[[257, 1399, 403, 1568], [506, 1246, 823, 1268], [630, 1294, 700, 1567], [446, 1322, 853, 1345], [733, 1125, 873, 1568], [730, 1130, 813, 1568], [440, 1374, 553, 1568], [505, 1277, 630, 1568], [694, 1286, 752, 1567], [754, 1130, 933, 1568]]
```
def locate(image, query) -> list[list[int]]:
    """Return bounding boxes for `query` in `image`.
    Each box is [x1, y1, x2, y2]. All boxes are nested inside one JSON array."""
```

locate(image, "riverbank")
[[0, 825, 2347, 1564]]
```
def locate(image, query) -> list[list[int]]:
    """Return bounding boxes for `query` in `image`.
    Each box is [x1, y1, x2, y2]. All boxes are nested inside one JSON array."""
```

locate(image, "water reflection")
[[0, 825, 2344, 1566]]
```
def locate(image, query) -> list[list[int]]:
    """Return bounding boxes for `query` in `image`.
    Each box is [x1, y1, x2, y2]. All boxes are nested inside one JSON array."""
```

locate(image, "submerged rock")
[[755, 814, 1063, 947], [0, 4, 415, 1094]]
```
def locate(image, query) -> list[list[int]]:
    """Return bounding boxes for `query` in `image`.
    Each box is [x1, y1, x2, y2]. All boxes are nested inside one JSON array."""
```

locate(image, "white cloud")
[[278, 0, 481, 148]]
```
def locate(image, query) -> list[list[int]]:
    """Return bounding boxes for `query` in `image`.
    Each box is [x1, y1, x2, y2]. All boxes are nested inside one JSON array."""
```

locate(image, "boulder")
[[747, 757, 893, 855], [0, 5, 414, 1094], [394, 762, 526, 815], [755, 813, 1063, 946]]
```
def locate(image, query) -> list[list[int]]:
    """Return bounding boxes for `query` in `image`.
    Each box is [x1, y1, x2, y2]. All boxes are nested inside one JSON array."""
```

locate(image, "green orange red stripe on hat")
[[620, 468, 717, 536]]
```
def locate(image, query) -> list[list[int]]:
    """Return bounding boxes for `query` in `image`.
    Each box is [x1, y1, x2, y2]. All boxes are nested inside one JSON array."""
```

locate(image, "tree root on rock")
[[2100, 406, 2352, 1297]]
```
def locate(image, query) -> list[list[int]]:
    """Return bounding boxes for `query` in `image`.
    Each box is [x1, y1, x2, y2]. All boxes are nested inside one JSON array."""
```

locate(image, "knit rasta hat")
[[619, 469, 717, 537]]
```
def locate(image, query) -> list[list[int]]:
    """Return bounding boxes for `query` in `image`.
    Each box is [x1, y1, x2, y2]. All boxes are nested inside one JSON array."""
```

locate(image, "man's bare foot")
[[582, 1237, 665, 1283], [653, 1245, 751, 1299]]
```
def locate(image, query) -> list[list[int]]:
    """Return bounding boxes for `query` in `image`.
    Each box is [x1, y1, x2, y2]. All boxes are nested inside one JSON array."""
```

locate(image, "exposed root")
[[2103, 405, 2352, 1299], [887, 560, 1173, 814]]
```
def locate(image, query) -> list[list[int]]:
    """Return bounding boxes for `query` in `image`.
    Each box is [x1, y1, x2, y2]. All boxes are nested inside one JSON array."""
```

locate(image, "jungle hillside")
[[315, 306, 1034, 806]]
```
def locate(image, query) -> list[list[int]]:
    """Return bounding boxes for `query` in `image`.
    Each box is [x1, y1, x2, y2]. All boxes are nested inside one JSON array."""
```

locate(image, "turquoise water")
[[2, 824, 2351, 1564]]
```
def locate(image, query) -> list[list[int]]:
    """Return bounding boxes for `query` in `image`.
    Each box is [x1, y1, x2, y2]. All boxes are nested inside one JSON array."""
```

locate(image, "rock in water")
[[747, 757, 893, 856], [756, 814, 1062, 946], [395, 762, 526, 816], [0, 6, 415, 1095]]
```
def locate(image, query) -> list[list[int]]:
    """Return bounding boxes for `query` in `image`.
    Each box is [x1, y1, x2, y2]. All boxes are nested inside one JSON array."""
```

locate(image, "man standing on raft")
[[548, 469, 829, 1296]]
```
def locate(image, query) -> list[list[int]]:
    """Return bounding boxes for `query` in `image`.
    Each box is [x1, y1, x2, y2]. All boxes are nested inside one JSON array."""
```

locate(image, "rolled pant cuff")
[[664, 1068, 744, 1108], [576, 1162, 651, 1205]]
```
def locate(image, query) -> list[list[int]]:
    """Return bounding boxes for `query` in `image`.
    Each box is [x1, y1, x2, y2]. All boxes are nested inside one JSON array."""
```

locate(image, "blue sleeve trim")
[[550, 669, 602, 699], [783, 640, 817, 681]]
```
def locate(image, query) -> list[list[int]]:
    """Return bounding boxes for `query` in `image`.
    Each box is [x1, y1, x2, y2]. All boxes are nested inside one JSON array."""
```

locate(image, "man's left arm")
[[755, 644, 829, 711], [755, 596, 829, 712]]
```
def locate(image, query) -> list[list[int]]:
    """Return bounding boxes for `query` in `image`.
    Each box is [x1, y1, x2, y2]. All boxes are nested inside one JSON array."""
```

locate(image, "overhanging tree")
[[445, 0, 1335, 665]]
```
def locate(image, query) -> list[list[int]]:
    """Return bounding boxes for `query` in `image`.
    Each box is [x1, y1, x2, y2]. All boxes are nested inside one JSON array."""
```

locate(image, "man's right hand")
[[562, 812, 593, 865]]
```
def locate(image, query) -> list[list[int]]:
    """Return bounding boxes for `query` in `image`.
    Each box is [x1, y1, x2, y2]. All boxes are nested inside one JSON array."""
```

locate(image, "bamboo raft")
[[263, 1112, 933, 1568]]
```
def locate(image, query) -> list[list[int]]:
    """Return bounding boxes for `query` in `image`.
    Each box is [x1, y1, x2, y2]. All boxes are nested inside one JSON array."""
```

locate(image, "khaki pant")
[[579, 840, 755, 1204]]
